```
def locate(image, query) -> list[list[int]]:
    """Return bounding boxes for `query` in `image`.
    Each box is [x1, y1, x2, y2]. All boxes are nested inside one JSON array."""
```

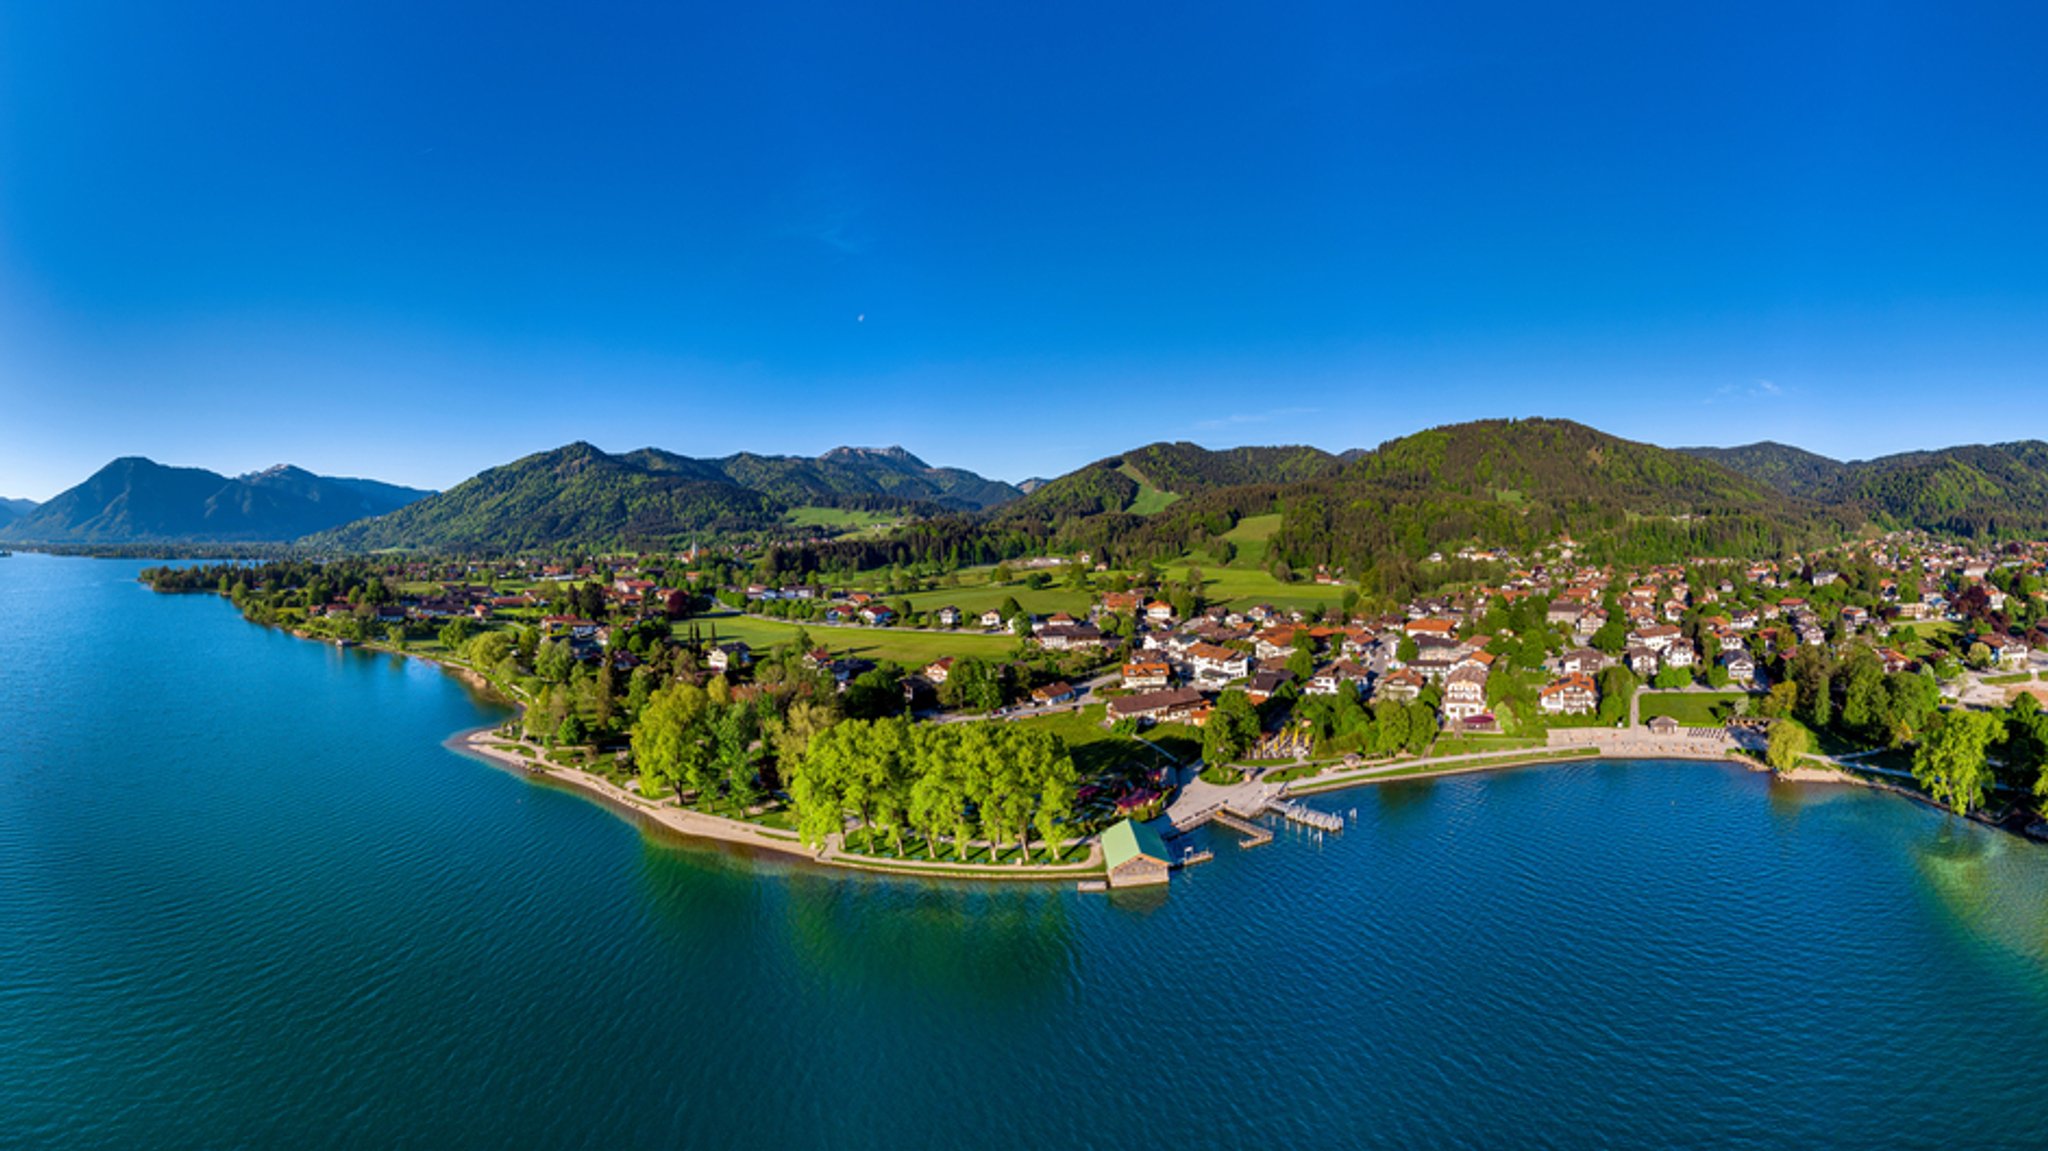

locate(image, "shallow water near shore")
[[6, 552, 2048, 1149]]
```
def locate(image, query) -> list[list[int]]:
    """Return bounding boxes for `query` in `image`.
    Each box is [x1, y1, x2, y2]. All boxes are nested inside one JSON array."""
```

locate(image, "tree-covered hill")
[[1688, 439, 2048, 537], [826, 420, 1851, 599], [1001, 442, 1339, 520], [307, 443, 783, 552], [1678, 442, 1847, 499]]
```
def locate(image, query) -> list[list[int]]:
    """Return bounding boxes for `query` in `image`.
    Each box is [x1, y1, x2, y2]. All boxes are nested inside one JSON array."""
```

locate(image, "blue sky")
[[3, 1, 2046, 499]]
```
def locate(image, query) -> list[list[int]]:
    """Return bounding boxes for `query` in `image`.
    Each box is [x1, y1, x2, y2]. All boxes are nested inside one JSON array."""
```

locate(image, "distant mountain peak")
[[822, 445, 925, 467], [0, 457, 432, 545]]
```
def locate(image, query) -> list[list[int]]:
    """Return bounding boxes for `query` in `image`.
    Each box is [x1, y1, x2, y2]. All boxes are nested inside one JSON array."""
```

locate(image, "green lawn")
[[693, 613, 1022, 665], [1006, 704, 1200, 792], [1429, 734, 1547, 756], [1981, 672, 2033, 686], [1890, 620, 1959, 657], [1638, 691, 1751, 726]]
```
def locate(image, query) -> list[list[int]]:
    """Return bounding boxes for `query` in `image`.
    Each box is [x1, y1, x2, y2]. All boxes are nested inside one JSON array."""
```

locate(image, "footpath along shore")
[[450, 727, 1105, 882]]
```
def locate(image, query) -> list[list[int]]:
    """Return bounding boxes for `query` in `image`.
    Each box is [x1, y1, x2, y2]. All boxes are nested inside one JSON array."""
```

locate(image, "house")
[[1098, 591, 1141, 616], [980, 609, 1006, 630], [1442, 664, 1489, 722], [1662, 641, 1697, 670], [1186, 642, 1251, 685], [1879, 647, 1913, 674], [1031, 681, 1077, 706], [1121, 661, 1172, 691], [1145, 600, 1176, 624], [1245, 668, 1294, 703], [1538, 673, 1599, 715], [1037, 623, 1107, 652], [1983, 634, 2031, 668], [1559, 648, 1607, 676], [1101, 819, 1172, 888], [1107, 687, 1207, 726], [936, 606, 962, 628], [1719, 651, 1756, 683], [1405, 617, 1458, 641], [923, 657, 954, 685], [1646, 715, 1681, 736], [1372, 667, 1425, 704], [705, 642, 752, 673], [1629, 624, 1681, 652], [858, 604, 897, 626], [1840, 605, 1870, 629], [1625, 646, 1661, 678], [1306, 660, 1369, 697]]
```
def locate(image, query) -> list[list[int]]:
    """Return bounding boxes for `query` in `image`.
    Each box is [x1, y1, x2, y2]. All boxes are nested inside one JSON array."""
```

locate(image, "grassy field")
[[1221, 513, 1282, 566], [1156, 559, 1346, 613], [692, 613, 1022, 665], [1638, 691, 1751, 726], [785, 506, 903, 531], [889, 583, 1097, 618], [1117, 462, 1182, 515]]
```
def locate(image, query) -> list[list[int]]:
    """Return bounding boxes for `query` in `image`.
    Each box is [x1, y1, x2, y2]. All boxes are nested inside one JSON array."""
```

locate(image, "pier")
[[1210, 810, 1274, 848], [1268, 796, 1344, 832]]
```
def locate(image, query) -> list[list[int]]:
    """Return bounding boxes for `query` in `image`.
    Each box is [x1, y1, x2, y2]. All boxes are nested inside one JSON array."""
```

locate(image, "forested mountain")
[[0, 458, 432, 544], [308, 443, 780, 552], [1260, 419, 1850, 589], [713, 446, 1018, 511], [1675, 442, 1848, 499], [0, 498, 36, 528], [795, 419, 1852, 599], [1002, 442, 1339, 520], [307, 442, 1020, 552], [1687, 439, 2048, 537]]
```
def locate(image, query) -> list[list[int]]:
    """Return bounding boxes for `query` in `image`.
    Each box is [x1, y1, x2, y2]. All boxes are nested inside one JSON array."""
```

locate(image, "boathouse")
[[1101, 819, 1172, 888]]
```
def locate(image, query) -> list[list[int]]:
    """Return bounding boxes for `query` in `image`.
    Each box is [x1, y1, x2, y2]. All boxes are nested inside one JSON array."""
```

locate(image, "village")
[[196, 525, 2048, 889]]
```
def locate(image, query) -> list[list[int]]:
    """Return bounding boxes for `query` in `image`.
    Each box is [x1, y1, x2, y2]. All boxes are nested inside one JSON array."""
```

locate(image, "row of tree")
[[784, 718, 1079, 863]]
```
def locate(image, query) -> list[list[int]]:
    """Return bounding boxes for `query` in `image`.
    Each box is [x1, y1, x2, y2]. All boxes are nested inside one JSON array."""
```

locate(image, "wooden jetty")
[[1268, 797, 1344, 832], [1211, 810, 1273, 848]]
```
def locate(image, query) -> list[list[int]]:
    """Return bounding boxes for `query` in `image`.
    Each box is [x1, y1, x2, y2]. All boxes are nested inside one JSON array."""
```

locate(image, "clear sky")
[[3, 1, 2046, 500]]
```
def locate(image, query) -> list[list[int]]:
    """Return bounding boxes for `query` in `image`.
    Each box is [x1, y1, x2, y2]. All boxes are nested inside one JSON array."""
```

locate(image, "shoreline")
[[449, 726, 1107, 883], [186, 584, 2039, 875]]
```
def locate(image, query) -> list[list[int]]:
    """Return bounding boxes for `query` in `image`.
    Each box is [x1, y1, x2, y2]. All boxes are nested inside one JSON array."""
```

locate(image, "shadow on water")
[[631, 830, 1078, 1008], [1910, 816, 2048, 976]]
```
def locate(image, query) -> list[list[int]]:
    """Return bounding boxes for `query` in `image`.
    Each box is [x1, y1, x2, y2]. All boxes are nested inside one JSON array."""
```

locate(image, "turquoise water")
[[6, 553, 2048, 1149]]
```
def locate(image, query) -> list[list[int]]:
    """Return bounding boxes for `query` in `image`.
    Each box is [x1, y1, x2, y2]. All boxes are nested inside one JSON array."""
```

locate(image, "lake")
[[4, 553, 2048, 1149]]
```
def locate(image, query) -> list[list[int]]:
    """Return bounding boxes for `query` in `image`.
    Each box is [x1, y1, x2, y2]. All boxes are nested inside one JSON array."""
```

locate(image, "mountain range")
[[0, 498, 37, 529], [304, 443, 1021, 552], [0, 460, 433, 544], [12, 422, 2048, 555], [1680, 440, 2048, 537]]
